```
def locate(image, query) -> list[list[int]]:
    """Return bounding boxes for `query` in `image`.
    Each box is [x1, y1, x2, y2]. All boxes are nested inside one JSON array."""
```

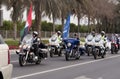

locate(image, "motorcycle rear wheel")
[[35, 57, 41, 64]]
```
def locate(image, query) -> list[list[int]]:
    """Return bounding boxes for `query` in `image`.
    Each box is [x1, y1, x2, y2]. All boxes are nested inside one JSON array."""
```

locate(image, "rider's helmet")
[[101, 31, 105, 36], [74, 33, 79, 39], [115, 34, 119, 37], [57, 31, 61, 35], [33, 31, 38, 37], [91, 31, 95, 37]]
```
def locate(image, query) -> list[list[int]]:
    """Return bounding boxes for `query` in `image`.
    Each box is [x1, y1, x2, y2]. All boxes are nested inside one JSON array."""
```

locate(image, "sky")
[[1, 5, 88, 25]]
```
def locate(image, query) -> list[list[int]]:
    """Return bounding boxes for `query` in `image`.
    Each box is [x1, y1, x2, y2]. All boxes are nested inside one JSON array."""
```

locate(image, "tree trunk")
[[35, 11, 41, 37], [61, 12, 65, 32], [34, 2, 41, 37], [88, 15, 91, 32], [0, 2, 1, 9], [78, 16, 80, 33], [53, 16, 55, 33], [78, 16, 80, 38], [13, 22, 17, 40]]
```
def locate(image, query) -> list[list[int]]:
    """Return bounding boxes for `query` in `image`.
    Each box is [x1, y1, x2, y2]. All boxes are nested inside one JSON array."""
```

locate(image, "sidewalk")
[[10, 49, 18, 55]]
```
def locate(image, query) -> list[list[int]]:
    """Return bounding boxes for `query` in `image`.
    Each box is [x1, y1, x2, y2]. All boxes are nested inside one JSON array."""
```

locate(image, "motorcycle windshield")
[[22, 34, 33, 45], [95, 34, 101, 42], [111, 35, 117, 43], [50, 34, 57, 42], [86, 34, 93, 41]]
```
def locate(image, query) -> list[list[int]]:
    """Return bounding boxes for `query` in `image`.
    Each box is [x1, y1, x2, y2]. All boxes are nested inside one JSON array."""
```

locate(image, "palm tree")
[[60, 0, 77, 31], [74, 0, 85, 33], [43, 0, 61, 33], [2, 0, 25, 40], [32, 0, 64, 36]]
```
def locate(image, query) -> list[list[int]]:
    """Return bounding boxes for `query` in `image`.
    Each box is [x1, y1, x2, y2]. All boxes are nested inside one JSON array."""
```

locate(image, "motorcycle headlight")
[[19, 45, 22, 48], [23, 45, 27, 49], [28, 45, 31, 49], [67, 43, 71, 47]]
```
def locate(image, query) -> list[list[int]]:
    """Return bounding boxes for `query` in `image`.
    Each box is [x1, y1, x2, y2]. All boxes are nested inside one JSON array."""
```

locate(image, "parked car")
[[0, 35, 13, 79]]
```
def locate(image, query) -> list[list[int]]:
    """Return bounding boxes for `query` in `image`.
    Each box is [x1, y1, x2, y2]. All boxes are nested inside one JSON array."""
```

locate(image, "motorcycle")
[[93, 34, 106, 59], [16, 34, 47, 66], [63, 38, 80, 61], [48, 34, 62, 57], [85, 34, 94, 56], [111, 35, 119, 54]]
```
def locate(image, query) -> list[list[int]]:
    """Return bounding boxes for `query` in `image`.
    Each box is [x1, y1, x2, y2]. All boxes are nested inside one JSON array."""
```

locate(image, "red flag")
[[27, 4, 32, 30], [21, 4, 32, 41]]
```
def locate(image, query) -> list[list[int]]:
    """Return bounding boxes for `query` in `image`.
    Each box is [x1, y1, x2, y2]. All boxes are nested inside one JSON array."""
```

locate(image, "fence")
[[0, 30, 89, 39]]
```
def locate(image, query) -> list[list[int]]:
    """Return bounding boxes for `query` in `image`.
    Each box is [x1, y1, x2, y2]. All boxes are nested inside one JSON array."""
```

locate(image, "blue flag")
[[62, 14, 70, 39]]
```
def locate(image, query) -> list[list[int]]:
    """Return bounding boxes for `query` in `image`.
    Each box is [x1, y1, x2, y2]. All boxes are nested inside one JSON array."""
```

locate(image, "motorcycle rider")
[[73, 33, 80, 48], [31, 31, 40, 59], [115, 34, 119, 49], [91, 31, 96, 37], [74, 33, 80, 40], [100, 31, 107, 49], [57, 31, 62, 43]]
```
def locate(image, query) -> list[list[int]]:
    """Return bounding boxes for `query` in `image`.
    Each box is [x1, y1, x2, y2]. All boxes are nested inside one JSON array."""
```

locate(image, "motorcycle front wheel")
[[65, 52, 69, 61], [93, 49, 98, 59], [111, 45, 115, 54], [50, 50, 53, 57], [58, 49, 62, 57], [19, 55, 26, 67], [75, 51, 80, 60]]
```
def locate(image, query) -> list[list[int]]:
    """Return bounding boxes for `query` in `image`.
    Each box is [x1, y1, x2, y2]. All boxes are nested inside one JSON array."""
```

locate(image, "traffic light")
[[0, 9, 3, 26]]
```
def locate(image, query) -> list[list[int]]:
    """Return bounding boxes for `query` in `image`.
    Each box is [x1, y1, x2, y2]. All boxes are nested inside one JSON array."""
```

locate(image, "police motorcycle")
[[16, 34, 47, 66], [48, 34, 62, 57], [111, 35, 119, 54], [93, 34, 106, 59], [85, 34, 94, 56], [63, 38, 80, 61]]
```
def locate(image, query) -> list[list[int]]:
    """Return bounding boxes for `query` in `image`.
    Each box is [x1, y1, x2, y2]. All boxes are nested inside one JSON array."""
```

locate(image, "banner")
[[62, 14, 70, 39]]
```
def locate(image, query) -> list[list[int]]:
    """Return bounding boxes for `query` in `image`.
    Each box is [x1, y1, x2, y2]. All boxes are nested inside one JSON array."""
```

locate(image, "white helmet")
[[57, 31, 61, 34], [115, 34, 118, 37], [33, 31, 38, 36], [101, 31, 105, 35]]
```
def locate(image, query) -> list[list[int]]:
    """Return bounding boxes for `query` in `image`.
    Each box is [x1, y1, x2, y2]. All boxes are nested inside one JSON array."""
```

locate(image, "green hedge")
[[5, 40, 19, 46], [5, 38, 85, 46], [5, 39, 49, 46]]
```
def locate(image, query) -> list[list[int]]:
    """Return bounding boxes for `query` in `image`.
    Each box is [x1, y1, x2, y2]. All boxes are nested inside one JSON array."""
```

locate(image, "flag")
[[21, 4, 32, 41], [62, 14, 70, 39]]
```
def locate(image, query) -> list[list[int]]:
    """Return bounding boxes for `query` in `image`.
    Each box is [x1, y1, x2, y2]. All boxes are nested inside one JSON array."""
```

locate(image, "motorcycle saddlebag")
[[38, 49, 48, 58]]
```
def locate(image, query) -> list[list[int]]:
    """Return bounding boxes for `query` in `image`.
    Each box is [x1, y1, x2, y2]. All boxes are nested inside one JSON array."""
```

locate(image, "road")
[[11, 51, 120, 79]]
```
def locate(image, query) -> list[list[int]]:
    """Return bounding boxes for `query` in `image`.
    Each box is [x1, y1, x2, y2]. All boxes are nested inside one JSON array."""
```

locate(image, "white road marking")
[[98, 77, 103, 79], [74, 76, 103, 79], [74, 76, 92, 79], [11, 60, 18, 63], [12, 55, 120, 79]]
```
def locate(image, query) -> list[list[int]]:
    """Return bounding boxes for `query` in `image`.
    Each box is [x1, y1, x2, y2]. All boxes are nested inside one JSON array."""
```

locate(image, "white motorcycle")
[[48, 34, 62, 57], [85, 34, 94, 56], [16, 34, 47, 66], [93, 34, 106, 59]]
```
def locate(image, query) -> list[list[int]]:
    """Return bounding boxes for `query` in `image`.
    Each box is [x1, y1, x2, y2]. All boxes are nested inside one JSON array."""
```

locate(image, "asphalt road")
[[10, 51, 120, 79]]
